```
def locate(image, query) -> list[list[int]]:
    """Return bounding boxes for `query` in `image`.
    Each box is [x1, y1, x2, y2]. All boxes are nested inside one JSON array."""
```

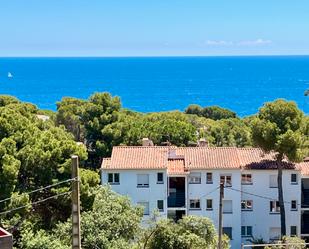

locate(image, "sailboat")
[[8, 72, 13, 78]]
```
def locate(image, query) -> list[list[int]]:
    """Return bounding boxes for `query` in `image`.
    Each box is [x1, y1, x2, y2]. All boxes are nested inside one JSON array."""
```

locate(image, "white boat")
[[8, 72, 13, 78]]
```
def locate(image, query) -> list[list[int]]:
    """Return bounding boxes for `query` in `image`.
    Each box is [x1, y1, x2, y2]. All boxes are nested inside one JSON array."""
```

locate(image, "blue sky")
[[1, 0, 309, 56]]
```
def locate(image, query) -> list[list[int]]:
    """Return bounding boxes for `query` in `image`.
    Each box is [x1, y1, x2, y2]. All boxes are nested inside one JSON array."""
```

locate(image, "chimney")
[[142, 138, 154, 146], [198, 138, 208, 147]]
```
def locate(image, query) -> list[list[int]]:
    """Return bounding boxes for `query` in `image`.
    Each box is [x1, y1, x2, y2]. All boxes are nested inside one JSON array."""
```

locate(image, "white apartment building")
[[101, 141, 309, 249]]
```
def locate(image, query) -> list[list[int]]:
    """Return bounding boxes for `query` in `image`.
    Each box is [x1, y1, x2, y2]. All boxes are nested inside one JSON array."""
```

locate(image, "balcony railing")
[[302, 188, 309, 208], [168, 191, 185, 208]]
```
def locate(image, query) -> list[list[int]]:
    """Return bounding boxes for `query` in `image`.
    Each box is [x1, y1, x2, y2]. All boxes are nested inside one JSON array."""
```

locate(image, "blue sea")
[[0, 56, 308, 116]]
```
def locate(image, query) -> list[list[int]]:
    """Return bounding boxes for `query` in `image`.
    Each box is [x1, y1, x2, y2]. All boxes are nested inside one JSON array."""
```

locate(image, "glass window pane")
[[157, 173, 163, 183], [114, 173, 119, 183], [157, 200, 164, 211], [137, 174, 149, 186], [206, 173, 213, 183], [223, 200, 233, 213], [108, 173, 113, 183], [291, 174, 297, 183], [241, 226, 245, 236], [270, 175, 278, 188], [189, 173, 201, 183], [223, 227, 232, 239], [247, 226, 252, 236], [207, 199, 212, 209], [138, 202, 149, 215]]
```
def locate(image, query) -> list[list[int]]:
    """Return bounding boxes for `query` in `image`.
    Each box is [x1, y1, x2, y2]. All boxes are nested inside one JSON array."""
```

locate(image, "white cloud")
[[205, 40, 234, 46], [237, 39, 272, 46], [204, 38, 272, 47]]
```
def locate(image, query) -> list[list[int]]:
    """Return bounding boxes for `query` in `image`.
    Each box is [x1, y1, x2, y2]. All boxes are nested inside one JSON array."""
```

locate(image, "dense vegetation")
[[0, 93, 308, 248]]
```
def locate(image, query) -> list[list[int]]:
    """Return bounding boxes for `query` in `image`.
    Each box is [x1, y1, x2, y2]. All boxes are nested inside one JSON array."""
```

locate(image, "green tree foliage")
[[119, 112, 197, 146], [251, 99, 308, 236], [56, 97, 87, 141], [19, 186, 143, 249], [264, 236, 306, 249], [188, 116, 252, 147], [0, 97, 98, 235], [56, 92, 121, 166], [185, 104, 236, 120], [143, 216, 229, 249], [0, 95, 20, 107]]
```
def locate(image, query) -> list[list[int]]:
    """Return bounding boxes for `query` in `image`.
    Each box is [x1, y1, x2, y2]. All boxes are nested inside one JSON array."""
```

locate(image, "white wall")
[[240, 170, 301, 243], [101, 169, 168, 220], [102, 168, 302, 249], [187, 169, 242, 249]]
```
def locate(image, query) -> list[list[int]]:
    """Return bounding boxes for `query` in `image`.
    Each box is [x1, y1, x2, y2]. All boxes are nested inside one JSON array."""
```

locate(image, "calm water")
[[0, 56, 308, 116]]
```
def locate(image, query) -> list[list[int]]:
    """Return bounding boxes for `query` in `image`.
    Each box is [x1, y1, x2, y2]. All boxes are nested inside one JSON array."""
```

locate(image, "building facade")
[[0, 227, 13, 249], [101, 143, 309, 249]]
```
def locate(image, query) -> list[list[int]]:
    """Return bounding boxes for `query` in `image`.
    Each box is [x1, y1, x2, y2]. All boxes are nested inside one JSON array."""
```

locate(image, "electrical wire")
[[0, 177, 77, 205], [199, 186, 220, 198], [225, 186, 302, 206], [0, 191, 72, 216]]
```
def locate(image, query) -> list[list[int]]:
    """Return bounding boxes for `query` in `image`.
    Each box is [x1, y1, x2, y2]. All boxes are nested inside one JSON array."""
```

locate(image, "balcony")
[[302, 179, 309, 208], [168, 177, 186, 208], [168, 191, 185, 208], [302, 211, 309, 234]]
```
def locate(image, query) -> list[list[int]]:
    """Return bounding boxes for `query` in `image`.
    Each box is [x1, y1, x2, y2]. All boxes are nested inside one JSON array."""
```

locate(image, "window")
[[137, 174, 149, 187], [189, 173, 201, 184], [270, 201, 280, 213], [189, 199, 201, 209], [290, 226, 297, 236], [223, 227, 232, 239], [220, 175, 232, 187], [291, 174, 298, 184], [223, 200, 233, 213], [157, 200, 164, 212], [269, 227, 280, 241], [157, 172, 164, 184], [206, 199, 213, 210], [241, 226, 253, 237], [107, 173, 120, 184], [138, 202, 149, 215], [291, 200, 297, 211], [241, 200, 253, 211], [206, 173, 213, 184], [241, 174, 252, 185], [269, 175, 278, 188]]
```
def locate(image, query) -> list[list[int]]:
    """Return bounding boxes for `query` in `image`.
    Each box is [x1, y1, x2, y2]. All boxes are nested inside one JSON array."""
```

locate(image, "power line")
[[0, 191, 71, 216], [200, 186, 220, 198], [226, 187, 302, 206], [0, 177, 77, 205]]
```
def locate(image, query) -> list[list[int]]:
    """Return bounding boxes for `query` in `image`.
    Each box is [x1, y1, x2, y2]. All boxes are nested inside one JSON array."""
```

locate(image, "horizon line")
[[1, 54, 309, 59]]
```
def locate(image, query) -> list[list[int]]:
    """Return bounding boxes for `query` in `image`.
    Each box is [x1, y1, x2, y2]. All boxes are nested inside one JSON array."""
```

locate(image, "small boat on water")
[[8, 72, 13, 78], [305, 89, 309, 96]]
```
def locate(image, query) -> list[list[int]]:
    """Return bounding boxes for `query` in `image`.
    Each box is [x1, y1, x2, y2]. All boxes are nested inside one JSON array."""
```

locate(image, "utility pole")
[[218, 182, 224, 249], [72, 155, 81, 249]]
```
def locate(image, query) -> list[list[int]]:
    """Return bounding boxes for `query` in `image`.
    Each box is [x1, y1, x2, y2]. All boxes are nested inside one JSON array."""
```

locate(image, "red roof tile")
[[167, 159, 188, 175], [106, 146, 169, 169], [176, 147, 241, 169], [297, 162, 309, 176], [101, 146, 308, 173]]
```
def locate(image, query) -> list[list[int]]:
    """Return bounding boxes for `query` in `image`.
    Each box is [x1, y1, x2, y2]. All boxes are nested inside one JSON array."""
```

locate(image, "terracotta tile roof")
[[101, 146, 308, 173], [104, 146, 169, 170], [167, 159, 188, 175], [102, 158, 111, 169], [296, 161, 309, 176], [176, 147, 241, 169]]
